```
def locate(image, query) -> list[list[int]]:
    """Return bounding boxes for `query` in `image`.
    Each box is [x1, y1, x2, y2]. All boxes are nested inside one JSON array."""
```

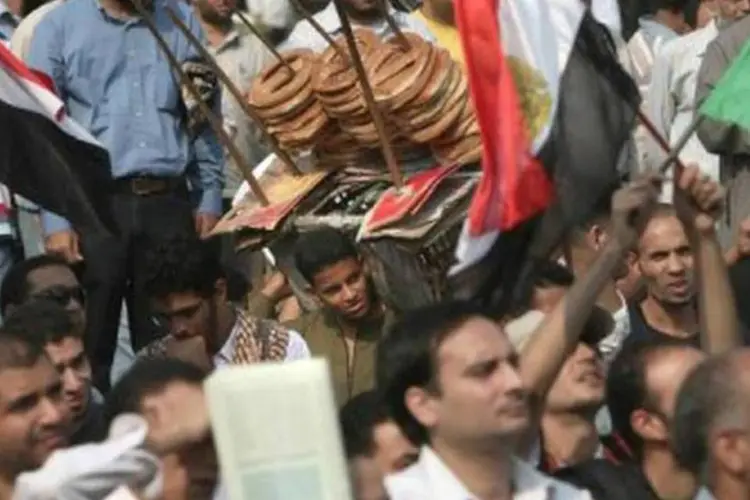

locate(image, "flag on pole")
[[0, 42, 114, 234], [450, 0, 639, 306], [700, 38, 750, 129]]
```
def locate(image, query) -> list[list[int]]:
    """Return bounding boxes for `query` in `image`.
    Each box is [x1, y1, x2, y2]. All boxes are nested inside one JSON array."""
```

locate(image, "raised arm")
[[675, 165, 740, 353], [519, 176, 660, 405]]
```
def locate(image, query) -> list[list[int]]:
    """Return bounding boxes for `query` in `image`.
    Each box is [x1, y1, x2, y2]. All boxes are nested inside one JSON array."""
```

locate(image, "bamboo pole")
[[378, 0, 410, 50], [234, 10, 294, 75], [331, 0, 403, 189], [132, 0, 270, 206], [163, 6, 302, 177], [288, 0, 349, 61]]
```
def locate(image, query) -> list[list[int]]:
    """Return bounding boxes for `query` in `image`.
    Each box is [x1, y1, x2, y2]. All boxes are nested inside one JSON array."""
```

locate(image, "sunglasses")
[[31, 285, 86, 307]]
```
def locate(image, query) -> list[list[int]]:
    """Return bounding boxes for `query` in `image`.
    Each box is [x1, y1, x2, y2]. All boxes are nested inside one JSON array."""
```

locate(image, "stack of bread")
[[245, 29, 481, 168], [247, 49, 329, 153]]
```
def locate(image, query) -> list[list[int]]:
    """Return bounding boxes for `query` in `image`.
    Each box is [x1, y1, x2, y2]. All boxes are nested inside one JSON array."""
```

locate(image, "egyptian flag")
[[449, 0, 639, 308], [0, 43, 114, 233]]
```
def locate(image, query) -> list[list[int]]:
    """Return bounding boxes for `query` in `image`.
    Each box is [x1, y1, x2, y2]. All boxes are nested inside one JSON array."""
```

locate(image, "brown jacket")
[[247, 293, 394, 406]]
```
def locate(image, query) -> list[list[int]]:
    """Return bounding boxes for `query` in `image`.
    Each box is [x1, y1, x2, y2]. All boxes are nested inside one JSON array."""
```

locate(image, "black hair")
[[143, 234, 224, 300], [3, 299, 77, 344], [294, 228, 359, 284], [0, 321, 48, 373], [377, 300, 492, 445], [672, 353, 739, 480], [0, 254, 72, 314], [607, 339, 697, 459], [652, 0, 694, 14], [339, 390, 392, 459], [105, 358, 207, 425], [509, 260, 574, 318]]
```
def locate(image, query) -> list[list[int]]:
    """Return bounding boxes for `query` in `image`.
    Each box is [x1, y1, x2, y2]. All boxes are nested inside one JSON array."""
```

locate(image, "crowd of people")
[[0, 0, 749, 498]]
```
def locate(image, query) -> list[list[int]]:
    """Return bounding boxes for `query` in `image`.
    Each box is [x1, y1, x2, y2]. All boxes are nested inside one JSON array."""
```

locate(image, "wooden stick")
[[332, 0, 403, 189], [234, 10, 294, 74], [132, 0, 270, 206], [378, 0, 410, 50], [163, 6, 302, 177], [655, 114, 705, 175], [288, 0, 349, 61], [637, 109, 687, 173]]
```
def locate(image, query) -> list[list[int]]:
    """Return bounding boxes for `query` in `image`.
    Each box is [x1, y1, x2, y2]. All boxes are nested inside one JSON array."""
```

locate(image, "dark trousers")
[[79, 187, 195, 392]]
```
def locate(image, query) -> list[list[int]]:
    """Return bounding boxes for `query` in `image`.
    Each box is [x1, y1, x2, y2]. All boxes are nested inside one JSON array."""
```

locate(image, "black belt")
[[114, 175, 185, 196]]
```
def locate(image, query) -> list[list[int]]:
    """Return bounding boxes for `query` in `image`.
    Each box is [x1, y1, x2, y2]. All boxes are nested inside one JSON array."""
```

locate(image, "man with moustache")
[[0, 318, 69, 498], [28, 0, 224, 393]]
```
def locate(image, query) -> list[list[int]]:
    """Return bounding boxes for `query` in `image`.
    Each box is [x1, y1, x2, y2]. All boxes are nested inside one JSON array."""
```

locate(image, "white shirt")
[[643, 21, 720, 200], [212, 319, 310, 367], [279, 1, 435, 53], [597, 291, 630, 368], [385, 446, 592, 500]]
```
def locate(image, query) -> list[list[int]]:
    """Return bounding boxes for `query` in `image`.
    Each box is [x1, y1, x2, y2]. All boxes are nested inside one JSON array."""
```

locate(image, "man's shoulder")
[[709, 16, 750, 56], [282, 309, 324, 337], [38, 0, 89, 23]]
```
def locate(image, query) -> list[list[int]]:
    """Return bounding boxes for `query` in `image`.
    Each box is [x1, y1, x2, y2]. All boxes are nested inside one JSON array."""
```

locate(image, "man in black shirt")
[[626, 204, 701, 347]]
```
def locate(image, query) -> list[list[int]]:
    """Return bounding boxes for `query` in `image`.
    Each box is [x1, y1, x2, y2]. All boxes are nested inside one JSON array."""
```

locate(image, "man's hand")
[[142, 382, 210, 455], [675, 164, 724, 234], [261, 270, 292, 303], [164, 335, 213, 373], [737, 219, 750, 256], [45, 230, 83, 264], [610, 173, 661, 248], [194, 213, 219, 239]]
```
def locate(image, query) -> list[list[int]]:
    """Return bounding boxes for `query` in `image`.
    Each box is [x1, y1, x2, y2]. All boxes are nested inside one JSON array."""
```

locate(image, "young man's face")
[[25, 265, 86, 335], [311, 257, 373, 321], [195, 0, 236, 24], [150, 290, 219, 353], [0, 357, 69, 477], [413, 318, 529, 446], [45, 337, 92, 423], [545, 343, 605, 415]]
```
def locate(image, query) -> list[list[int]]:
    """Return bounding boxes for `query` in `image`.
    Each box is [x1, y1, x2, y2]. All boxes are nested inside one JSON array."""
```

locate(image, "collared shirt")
[[0, 0, 19, 41], [643, 21, 720, 201], [213, 317, 310, 367], [207, 22, 273, 199], [28, 0, 224, 234], [627, 16, 679, 97], [10, 0, 64, 61], [385, 446, 592, 500], [279, 1, 435, 53]]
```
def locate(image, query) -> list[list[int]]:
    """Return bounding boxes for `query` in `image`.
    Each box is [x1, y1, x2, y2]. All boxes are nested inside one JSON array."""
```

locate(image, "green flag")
[[700, 38, 750, 129]]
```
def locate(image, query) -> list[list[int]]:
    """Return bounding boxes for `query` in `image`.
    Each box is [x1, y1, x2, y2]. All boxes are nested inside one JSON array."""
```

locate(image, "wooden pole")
[[331, 0, 403, 189], [288, 0, 349, 61], [234, 10, 295, 75], [378, 0, 410, 50], [163, 6, 302, 177], [132, 0, 270, 206]]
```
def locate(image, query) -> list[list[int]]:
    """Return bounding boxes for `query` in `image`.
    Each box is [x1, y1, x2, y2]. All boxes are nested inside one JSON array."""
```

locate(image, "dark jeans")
[[79, 187, 195, 392]]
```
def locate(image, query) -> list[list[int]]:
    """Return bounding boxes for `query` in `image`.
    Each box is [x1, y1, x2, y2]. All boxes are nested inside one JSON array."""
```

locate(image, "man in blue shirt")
[[28, 0, 224, 392]]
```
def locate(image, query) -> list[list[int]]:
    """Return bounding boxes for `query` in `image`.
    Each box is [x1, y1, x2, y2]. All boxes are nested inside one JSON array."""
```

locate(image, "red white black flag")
[[0, 43, 114, 233], [451, 0, 639, 306]]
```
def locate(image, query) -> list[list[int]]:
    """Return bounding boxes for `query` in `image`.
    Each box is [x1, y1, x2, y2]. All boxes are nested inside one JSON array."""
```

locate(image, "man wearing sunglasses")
[[0, 257, 105, 445]]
